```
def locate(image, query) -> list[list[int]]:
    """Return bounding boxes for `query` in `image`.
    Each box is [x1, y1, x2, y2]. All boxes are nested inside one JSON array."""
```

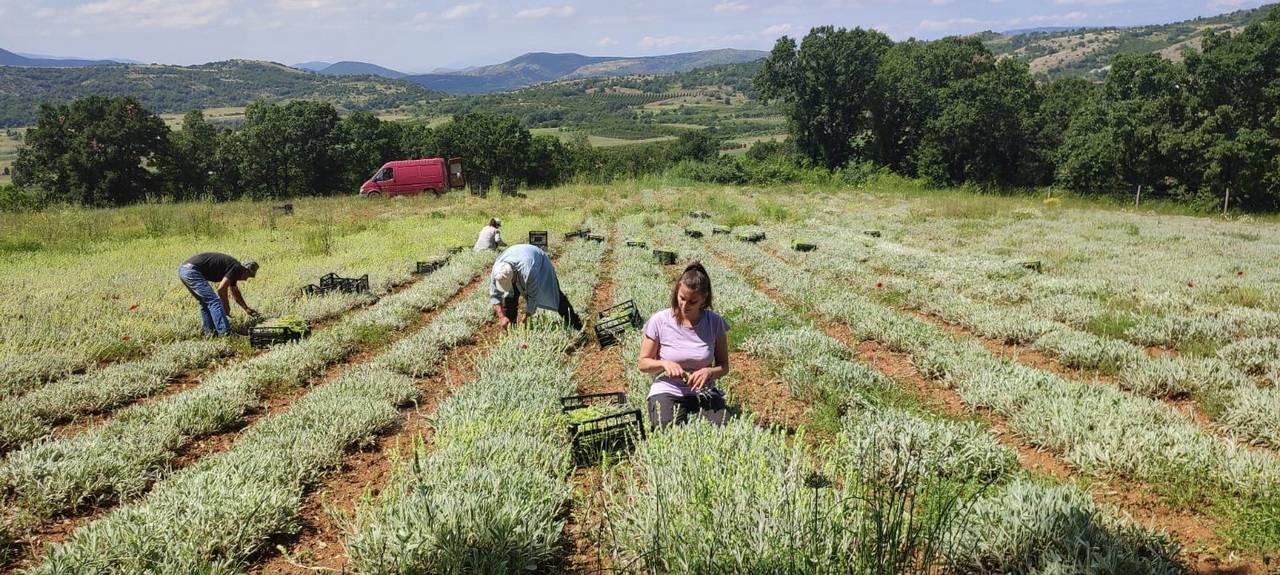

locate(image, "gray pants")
[[647, 392, 727, 430]]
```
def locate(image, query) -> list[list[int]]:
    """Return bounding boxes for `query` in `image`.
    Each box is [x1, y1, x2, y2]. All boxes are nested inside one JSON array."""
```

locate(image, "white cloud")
[[516, 5, 575, 19], [761, 23, 793, 36], [76, 0, 232, 28], [1052, 0, 1124, 5], [930, 0, 954, 5], [714, 1, 749, 13], [638, 35, 686, 48], [584, 14, 656, 25], [917, 17, 980, 31], [443, 2, 482, 19], [1208, 0, 1261, 8], [705, 33, 749, 45], [596, 36, 617, 46], [1006, 11, 1088, 25]]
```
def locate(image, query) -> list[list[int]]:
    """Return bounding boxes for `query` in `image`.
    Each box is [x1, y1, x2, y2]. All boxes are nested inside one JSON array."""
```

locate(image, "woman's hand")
[[662, 361, 686, 381], [497, 316, 511, 329], [686, 368, 711, 391]]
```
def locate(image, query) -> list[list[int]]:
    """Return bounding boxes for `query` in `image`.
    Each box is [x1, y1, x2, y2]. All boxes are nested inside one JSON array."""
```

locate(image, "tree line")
[[757, 6, 1280, 211], [1, 96, 736, 209]]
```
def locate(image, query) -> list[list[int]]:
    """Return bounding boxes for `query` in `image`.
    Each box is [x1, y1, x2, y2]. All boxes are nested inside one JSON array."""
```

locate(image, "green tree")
[[435, 112, 532, 186], [13, 96, 170, 207], [1029, 77, 1099, 185], [161, 110, 220, 201], [1178, 7, 1280, 210], [756, 26, 892, 170], [916, 57, 1037, 186], [669, 129, 722, 163], [333, 111, 406, 192], [870, 36, 994, 177], [225, 100, 343, 200]]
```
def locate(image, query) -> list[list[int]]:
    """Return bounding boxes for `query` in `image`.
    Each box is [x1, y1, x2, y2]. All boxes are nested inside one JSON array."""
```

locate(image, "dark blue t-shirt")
[[183, 252, 247, 285]]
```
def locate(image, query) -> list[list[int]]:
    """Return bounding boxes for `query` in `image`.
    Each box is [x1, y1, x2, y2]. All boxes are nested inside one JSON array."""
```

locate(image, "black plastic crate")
[[562, 393, 646, 465], [599, 299, 641, 326], [737, 232, 766, 243], [594, 300, 641, 348], [626, 239, 647, 248], [249, 325, 309, 349], [793, 242, 817, 252], [684, 229, 704, 239], [564, 230, 587, 240], [688, 210, 710, 219], [561, 391, 628, 412], [415, 259, 447, 274], [447, 246, 466, 255], [863, 229, 882, 238], [318, 273, 370, 294], [529, 230, 549, 250], [585, 234, 605, 243], [301, 283, 331, 297], [653, 250, 676, 265], [712, 226, 731, 235]]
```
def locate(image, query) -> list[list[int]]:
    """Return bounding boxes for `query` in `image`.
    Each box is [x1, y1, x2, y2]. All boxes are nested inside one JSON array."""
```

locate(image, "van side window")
[[376, 168, 393, 181]]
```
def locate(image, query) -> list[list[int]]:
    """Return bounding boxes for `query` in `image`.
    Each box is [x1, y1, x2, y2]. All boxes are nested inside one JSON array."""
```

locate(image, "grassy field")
[[1, 180, 1278, 572]]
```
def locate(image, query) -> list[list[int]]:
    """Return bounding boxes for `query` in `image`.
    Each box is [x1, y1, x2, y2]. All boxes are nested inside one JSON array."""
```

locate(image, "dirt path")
[[246, 279, 500, 575], [9, 274, 482, 572]]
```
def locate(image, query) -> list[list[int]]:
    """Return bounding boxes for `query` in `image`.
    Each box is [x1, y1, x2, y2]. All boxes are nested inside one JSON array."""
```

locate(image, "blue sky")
[[0, 0, 1271, 73]]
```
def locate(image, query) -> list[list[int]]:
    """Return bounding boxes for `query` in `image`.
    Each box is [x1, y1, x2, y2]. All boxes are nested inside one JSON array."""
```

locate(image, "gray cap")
[[241, 258, 259, 277]]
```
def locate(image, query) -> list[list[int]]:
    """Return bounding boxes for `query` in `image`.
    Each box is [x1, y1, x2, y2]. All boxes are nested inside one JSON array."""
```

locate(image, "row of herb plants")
[[32, 256, 501, 572], [721, 230, 1280, 552], [0, 252, 490, 548], [805, 206, 1280, 351], [0, 339, 232, 453], [345, 235, 606, 574], [766, 221, 1280, 449]]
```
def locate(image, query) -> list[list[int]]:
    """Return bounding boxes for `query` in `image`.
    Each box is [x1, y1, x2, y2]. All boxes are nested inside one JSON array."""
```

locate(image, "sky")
[[0, 0, 1272, 73]]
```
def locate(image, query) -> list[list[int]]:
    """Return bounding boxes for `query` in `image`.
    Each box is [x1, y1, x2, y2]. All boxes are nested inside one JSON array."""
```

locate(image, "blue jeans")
[[178, 265, 231, 336]]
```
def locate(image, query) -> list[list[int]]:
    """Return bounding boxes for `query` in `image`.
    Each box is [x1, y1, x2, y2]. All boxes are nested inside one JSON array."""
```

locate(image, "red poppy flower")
[[521, 343, 528, 349], [1187, 282, 1194, 288], [123, 335, 131, 341], [1237, 271, 1244, 276], [128, 304, 138, 310], [876, 282, 884, 288]]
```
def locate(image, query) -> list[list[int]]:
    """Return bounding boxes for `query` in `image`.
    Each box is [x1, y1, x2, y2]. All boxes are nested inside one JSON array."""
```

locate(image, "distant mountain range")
[[0, 47, 124, 68], [292, 49, 769, 93]]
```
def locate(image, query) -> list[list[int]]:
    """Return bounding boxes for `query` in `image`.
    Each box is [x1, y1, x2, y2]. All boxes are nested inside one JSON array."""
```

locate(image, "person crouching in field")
[[473, 217, 505, 252], [637, 262, 730, 429], [489, 243, 583, 330], [178, 252, 259, 336]]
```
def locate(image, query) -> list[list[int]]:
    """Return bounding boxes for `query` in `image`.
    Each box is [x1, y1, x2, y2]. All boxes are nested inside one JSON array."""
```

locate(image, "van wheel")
[[365, 191, 381, 198], [427, 188, 441, 197]]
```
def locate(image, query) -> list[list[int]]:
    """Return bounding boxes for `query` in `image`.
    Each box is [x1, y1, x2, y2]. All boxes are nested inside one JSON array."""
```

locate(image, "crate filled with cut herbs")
[[561, 392, 646, 465], [250, 315, 311, 349]]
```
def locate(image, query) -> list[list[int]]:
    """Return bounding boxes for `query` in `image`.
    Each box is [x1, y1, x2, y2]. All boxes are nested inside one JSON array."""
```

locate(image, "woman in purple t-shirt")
[[637, 262, 731, 429]]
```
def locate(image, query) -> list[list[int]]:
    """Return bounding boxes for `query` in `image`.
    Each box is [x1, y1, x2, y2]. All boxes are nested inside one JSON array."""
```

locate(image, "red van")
[[360, 158, 464, 197]]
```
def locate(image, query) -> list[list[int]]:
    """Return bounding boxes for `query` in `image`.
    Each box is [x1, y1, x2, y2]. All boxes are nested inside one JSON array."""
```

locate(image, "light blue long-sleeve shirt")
[[489, 244, 562, 315]]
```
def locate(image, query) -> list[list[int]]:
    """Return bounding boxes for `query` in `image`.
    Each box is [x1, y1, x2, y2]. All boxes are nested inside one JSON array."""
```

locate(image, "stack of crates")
[[303, 273, 370, 296], [594, 299, 642, 348], [653, 250, 677, 265]]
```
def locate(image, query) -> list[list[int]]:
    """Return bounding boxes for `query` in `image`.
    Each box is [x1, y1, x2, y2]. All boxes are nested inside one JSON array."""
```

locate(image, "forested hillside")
[[985, 3, 1272, 79], [0, 60, 437, 127]]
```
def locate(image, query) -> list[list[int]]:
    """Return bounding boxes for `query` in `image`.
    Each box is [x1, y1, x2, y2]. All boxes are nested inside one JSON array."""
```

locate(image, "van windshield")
[[374, 168, 393, 181]]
